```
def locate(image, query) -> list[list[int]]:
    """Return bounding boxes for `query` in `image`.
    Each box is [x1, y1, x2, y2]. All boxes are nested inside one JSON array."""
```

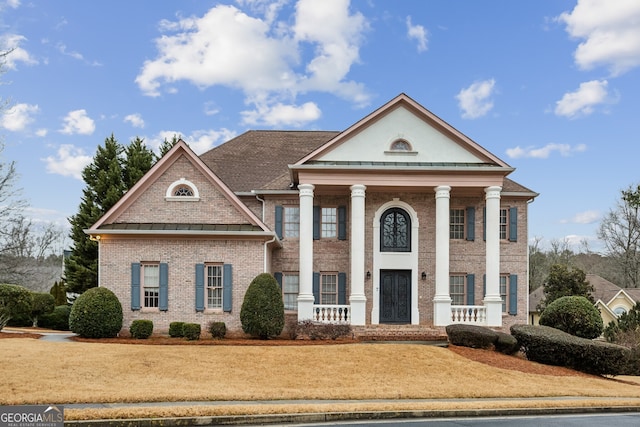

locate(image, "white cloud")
[[203, 102, 220, 116], [554, 79, 611, 118], [558, 0, 640, 76], [0, 34, 38, 69], [136, 1, 370, 124], [124, 113, 145, 128], [56, 42, 102, 66], [35, 128, 47, 137], [455, 79, 496, 119], [406, 16, 428, 52], [42, 144, 93, 179], [241, 101, 321, 127], [0, 103, 39, 131], [59, 109, 95, 135], [3, 0, 21, 10], [506, 143, 587, 159], [559, 210, 601, 225], [146, 129, 237, 155]]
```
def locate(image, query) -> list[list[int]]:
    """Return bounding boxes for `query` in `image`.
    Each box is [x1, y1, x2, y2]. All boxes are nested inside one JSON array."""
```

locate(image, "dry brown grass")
[[3, 336, 640, 421]]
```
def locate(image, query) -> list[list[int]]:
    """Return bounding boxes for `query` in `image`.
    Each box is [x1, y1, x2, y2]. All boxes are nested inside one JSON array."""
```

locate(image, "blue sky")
[[1, 0, 639, 252]]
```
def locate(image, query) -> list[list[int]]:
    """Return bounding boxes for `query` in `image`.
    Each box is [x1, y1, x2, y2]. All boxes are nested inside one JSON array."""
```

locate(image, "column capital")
[[350, 184, 366, 197], [298, 183, 315, 197], [484, 186, 502, 199], [434, 185, 451, 199]]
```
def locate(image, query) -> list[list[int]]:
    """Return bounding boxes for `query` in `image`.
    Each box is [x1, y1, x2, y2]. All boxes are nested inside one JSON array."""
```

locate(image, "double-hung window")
[[449, 275, 465, 305], [321, 207, 337, 238], [283, 273, 299, 310], [206, 264, 223, 309], [499, 208, 508, 240], [450, 209, 465, 239], [500, 275, 508, 313], [142, 263, 160, 308], [321, 273, 338, 304], [284, 206, 300, 238]]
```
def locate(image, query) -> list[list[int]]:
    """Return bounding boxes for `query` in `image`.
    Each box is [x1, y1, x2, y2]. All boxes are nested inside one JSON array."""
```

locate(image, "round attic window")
[[166, 178, 199, 201]]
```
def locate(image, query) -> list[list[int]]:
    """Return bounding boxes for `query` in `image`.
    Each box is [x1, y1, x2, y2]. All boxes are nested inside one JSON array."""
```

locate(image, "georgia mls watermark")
[[0, 405, 64, 427]]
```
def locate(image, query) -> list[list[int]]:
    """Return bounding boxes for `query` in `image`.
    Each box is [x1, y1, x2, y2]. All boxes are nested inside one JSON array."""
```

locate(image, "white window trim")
[[166, 178, 200, 201]]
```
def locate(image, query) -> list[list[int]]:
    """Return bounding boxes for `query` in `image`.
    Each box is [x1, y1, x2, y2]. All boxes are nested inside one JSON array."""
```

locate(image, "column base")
[[349, 295, 367, 326], [297, 294, 315, 322], [483, 298, 503, 327], [433, 296, 452, 326]]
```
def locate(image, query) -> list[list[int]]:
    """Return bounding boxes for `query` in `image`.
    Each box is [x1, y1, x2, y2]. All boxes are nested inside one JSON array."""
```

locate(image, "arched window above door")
[[380, 207, 411, 252]]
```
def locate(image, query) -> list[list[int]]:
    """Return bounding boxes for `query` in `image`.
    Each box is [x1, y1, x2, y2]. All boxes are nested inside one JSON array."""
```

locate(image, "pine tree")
[[156, 134, 181, 160], [124, 137, 154, 189], [66, 135, 156, 294], [49, 280, 67, 305]]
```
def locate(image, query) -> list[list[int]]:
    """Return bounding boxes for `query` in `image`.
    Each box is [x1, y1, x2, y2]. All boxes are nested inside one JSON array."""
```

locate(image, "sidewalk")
[[62, 397, 640, 426]]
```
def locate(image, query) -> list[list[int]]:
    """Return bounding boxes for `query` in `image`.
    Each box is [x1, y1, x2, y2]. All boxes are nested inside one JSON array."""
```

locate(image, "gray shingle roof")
[[199, 130, 339, 192]]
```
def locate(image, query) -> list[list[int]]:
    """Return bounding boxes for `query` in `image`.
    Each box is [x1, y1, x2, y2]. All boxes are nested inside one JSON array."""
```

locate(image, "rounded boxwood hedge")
[[129, 319, 153, 339], [240, 273, 285, 339], [69, 287, 123, 338], [39, 305, 71, 331], [539, 295, 603, 339]]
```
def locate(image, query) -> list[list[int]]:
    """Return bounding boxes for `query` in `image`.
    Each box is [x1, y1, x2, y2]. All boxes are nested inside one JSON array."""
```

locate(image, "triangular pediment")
[[297, 93, 509, 168], [88, 140, 269, 234]]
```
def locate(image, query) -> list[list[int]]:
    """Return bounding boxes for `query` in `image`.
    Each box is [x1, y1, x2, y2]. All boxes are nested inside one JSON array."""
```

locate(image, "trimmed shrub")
[[31, 292, 55, 327], [182, 323, 201, 341], [0, 284, 33, 331], [240, 273, 285, 339], [294, 321, 351, 340], [539, 295, 603, 339], [69, 287, 123, 338], [169, 321, 185, 338], [445, 324, 499, 349], [39, 305, 71, 331], [494, 331, 520, 355], [6, 312, 32, 327], [207, 321, 226, 339], [129, 319, 153, 339], [511, 324, 630, 376]]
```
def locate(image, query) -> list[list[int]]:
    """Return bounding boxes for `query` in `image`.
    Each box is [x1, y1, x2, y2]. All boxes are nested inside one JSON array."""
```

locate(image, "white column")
[[297, 183, 315, 321], [433, 185, 452, 326], [349, 184, 367, 325], [484, 185, 503, 326]]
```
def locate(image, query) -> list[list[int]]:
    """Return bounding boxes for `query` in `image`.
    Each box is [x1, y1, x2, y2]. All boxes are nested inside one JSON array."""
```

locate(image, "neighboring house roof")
[[529, 274, 637, 313]]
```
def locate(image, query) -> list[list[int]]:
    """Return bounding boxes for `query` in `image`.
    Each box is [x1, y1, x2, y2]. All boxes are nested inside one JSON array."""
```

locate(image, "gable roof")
[[198, 94, 537, 197], [87, 140, 270, 235], [297, 93, 511, 168]]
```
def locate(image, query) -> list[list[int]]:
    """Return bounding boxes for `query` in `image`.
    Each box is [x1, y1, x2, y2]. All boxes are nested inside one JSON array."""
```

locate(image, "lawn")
[[2, 335, 640, 421]]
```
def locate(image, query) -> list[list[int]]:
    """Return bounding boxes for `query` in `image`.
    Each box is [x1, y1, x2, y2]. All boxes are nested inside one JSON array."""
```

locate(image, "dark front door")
[[380, 270, 411, 324]]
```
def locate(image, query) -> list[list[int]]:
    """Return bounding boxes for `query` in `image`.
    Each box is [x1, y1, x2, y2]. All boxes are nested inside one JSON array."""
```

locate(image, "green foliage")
[[182, 323, 201, 341], [66, 135, 156, 294], [604, 302, 640, 347], [539, 264, 594, 311], [0, 284, 32, 331], [49, 281, 67, 305], [511, 324, 630, 376], [157, 134, 180, 160], [30, 292, 55, 327], [494, 331, 520, 355], [446, 324, 499, 350], [169, 321, 185, 338], [69, 287, 123, 338], [207, 321, 227, 339], [240, 273, 285, 339], [539, 295, 603, 339], [294, 320, 352, 340], [129, 319, 153, 339], [39, 305, 71, 331]]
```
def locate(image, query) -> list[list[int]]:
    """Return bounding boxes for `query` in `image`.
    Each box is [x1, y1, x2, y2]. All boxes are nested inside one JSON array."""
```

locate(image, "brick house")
[[87, 93, 538, 336]]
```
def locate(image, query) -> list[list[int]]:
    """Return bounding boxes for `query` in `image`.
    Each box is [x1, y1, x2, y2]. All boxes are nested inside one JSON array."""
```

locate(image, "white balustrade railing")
[[450, 305, 486, 325], [312, 305, 350, 323]]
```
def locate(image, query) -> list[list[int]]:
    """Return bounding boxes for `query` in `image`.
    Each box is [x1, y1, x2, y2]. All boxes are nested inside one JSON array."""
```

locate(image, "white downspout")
[[253, 191, 276, 273]]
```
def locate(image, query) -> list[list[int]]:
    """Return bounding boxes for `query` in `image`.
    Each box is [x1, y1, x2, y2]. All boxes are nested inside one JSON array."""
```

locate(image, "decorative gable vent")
[[166, 178, 200, 201]]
